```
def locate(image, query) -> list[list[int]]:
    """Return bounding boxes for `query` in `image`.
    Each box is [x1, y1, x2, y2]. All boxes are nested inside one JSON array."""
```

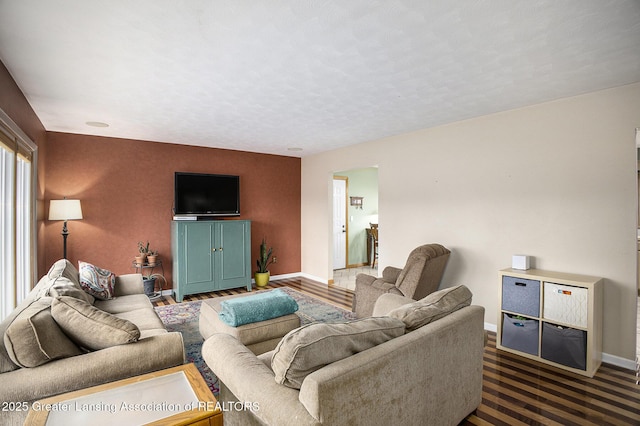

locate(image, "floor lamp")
[[48, 199, 83, 259]]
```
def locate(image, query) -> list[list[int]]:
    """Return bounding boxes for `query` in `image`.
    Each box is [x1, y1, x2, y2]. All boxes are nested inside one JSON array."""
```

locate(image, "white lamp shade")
[[49, 199, 83, 221]]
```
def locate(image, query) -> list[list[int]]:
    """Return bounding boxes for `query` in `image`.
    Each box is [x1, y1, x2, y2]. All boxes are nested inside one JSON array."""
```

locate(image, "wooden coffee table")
[[24, 363, 222, 426]]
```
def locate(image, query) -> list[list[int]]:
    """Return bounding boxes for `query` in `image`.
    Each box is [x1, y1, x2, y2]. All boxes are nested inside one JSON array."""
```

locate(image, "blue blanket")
[[218, 289, 299, 327]]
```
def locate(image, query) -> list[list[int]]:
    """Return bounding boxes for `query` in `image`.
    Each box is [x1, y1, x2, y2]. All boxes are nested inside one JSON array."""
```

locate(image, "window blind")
[[0, 112, 36, 320]]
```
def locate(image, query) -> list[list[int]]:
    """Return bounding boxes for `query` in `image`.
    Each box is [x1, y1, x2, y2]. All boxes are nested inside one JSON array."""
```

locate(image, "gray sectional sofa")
[[203, 285, 485, 426], [0, 259, 185, 426]]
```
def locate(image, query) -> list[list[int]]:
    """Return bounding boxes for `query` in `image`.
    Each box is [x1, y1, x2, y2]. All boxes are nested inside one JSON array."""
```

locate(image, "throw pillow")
[[78, 261, 116, 300], [3, 298, 82, 368], [271, 317, 405, 389], [387, 285, 472, 331], [51, 296, 140, 350], [32, 259, 94, 304]]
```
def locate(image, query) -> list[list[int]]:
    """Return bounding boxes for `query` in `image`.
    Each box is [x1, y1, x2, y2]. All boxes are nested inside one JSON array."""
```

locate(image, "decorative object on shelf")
[[255, 237, 275, 288], [147, 249, 158, 265], [48, 198, 83, 259], [133, 241, 164, 300], [135, 241, 150, 265], [350, 196, 364, 209], [512, 254, 531, 270], [131, 257, 166, 301]]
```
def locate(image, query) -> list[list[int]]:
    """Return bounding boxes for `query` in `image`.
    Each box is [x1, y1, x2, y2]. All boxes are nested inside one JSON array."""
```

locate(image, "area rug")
[[154, 287, 356, 394]]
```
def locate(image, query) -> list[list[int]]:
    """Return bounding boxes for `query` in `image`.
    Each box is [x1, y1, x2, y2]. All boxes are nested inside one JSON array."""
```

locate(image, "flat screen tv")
[[174, 172, 240, 217]]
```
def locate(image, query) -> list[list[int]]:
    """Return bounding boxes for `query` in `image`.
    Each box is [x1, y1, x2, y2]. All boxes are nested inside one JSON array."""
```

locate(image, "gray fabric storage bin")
[[502, 276, 540, 317], [541, 322, 587, 370], [501, 313, 539, 355]]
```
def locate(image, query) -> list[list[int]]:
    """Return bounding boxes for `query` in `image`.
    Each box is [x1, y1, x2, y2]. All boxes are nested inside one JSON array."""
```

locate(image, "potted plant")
[[147, 249, 158, 265], [255, 237, 275, 288], [135, 241, 150, 265], [142, 275, 156, 296], [142, 274, 166, 298]]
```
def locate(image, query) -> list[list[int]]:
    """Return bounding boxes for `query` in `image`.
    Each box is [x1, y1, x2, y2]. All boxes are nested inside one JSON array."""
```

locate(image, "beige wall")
[[302, 83, 640, 362]]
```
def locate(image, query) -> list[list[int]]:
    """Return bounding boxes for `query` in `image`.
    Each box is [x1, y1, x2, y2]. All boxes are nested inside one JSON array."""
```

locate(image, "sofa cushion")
[[48, 258, 80, 283], [94, 294, 152, 314], [371, 293, 416, 317], [51, 296, 140, 350], [0, 261, 92, 373], [78, 261, 116, 300], [3, 298, 82, 368], [387, 285, 472, 331], [271, 317, 405, 389], [114, 308, 166, 333], [48, 276, 96, 304], [33, 259, 95, 304]]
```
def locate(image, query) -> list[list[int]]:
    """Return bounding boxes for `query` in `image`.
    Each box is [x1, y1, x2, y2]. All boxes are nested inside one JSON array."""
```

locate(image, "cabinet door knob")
[[211, 248, 216, 252], [219, 247, 223, 251]]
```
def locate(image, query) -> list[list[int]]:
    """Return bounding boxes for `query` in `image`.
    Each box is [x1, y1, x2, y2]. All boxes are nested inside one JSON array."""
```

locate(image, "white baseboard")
[[602, 353, 637, 370], [159, 272, 313, 297], [262, 272, 303, 282], [484, 322, 497, 333], [297, 272, 329, 284]]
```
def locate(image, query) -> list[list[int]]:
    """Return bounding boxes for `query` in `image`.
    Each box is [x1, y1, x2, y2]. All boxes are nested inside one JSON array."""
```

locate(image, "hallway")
[[332, 265, 377, 291]]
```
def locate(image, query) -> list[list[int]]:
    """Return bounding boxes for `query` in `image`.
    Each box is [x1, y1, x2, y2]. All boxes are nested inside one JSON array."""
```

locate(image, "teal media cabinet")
[[171, 220, 252, 302]]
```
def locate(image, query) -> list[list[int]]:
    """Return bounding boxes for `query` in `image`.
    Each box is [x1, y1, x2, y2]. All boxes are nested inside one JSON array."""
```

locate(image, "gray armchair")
[[352, 244, 451, 317]]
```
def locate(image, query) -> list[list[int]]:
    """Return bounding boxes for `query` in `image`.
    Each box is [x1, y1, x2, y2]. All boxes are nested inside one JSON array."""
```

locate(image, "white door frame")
[[332, 176, 348, 270]]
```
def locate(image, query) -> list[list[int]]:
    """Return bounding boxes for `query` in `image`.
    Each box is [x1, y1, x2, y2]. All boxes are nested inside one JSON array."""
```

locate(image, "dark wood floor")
[[466, 334, 639, 426], [156, 277, 640, 425], [154, 275, 354, 309]]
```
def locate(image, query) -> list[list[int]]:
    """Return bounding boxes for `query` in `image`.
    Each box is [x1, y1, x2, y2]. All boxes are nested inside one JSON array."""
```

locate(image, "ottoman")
[[199, 292, 301, 355]]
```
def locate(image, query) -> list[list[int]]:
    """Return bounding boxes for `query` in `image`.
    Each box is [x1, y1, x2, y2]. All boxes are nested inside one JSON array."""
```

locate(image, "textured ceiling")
[[0, 1, 639, 157]]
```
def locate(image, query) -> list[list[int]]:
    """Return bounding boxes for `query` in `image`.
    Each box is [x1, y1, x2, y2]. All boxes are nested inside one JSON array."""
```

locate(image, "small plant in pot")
[[142, 273, 166, 299], [147, 249, 158, 265], [142, 275, 157, 296], [255, 237, 275, 288], [135, 241, 150, 266]]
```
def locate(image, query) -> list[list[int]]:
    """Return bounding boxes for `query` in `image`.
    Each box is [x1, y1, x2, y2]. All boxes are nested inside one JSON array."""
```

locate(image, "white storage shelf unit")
[[497, 268, 603, 377]]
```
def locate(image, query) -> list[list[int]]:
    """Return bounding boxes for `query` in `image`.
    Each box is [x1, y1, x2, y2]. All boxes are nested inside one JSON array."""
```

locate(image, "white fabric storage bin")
[[543, 282, 588, 328]]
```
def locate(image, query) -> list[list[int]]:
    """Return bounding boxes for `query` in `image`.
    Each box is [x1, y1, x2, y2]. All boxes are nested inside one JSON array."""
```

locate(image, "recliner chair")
[[352, 243, 451, 317]]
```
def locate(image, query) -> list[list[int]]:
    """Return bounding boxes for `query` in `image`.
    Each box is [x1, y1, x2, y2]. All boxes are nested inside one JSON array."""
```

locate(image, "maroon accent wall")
[[0, 60, 48, 277], [45, 132, 301, 290]]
